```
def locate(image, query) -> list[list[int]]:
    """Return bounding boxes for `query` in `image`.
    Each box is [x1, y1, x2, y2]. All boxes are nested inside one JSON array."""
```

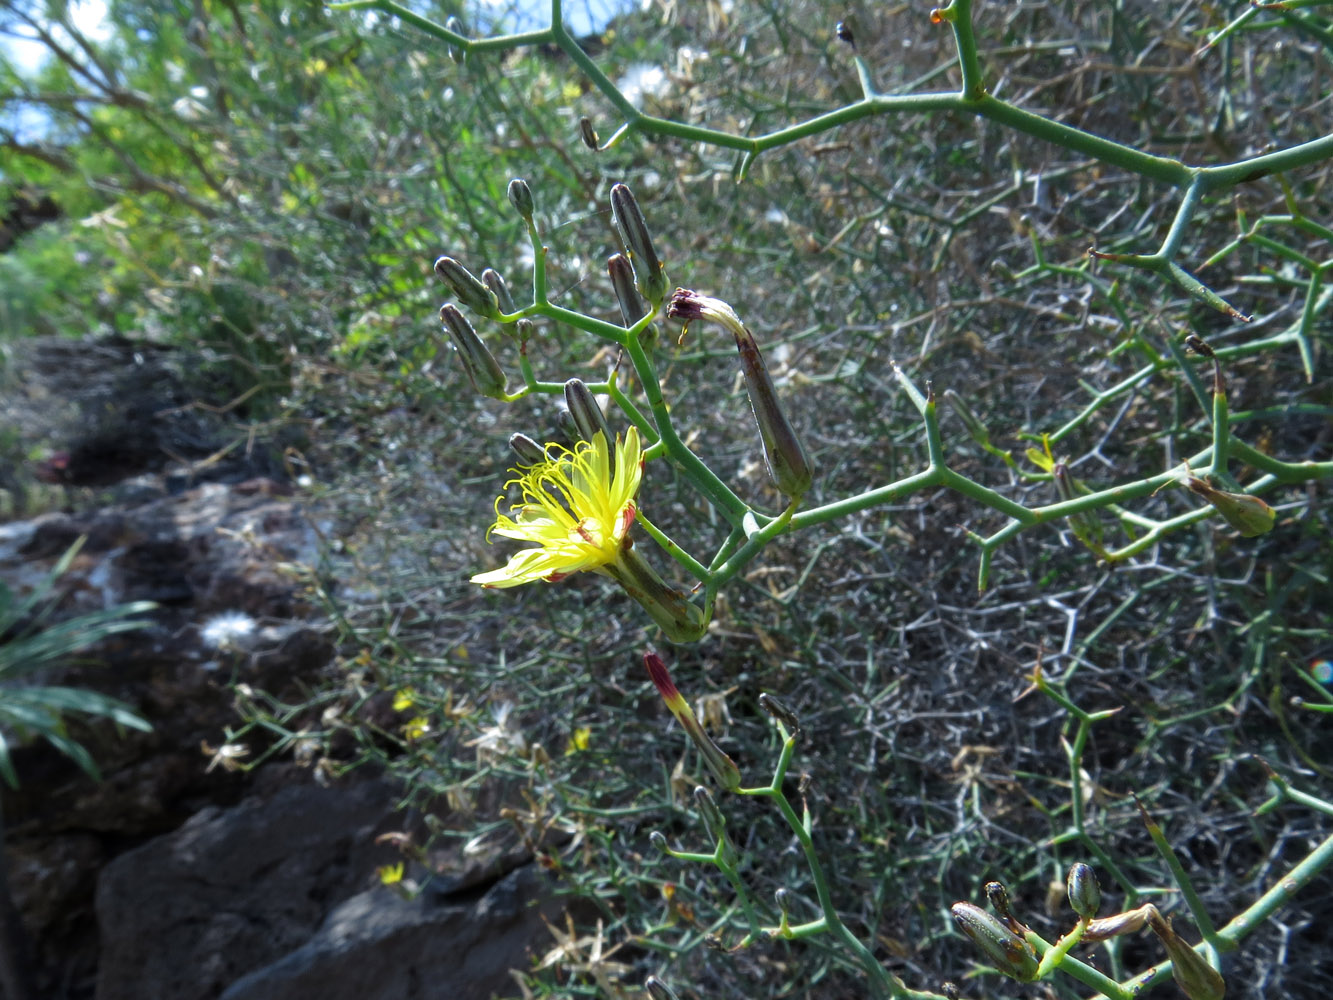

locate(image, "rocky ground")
[[0, 337, 551, 1000]]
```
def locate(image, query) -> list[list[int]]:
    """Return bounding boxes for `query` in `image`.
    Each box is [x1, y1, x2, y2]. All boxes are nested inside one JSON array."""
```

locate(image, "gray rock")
[[95, 776, 401, 1000], [219, 866, 553, 1000]]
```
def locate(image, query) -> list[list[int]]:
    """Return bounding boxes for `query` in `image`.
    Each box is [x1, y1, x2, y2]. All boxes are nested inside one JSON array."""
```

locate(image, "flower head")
[[472, 427, 643, 588]]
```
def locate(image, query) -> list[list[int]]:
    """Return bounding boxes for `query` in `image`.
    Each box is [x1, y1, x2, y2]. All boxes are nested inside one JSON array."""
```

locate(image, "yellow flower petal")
[[472, 428, 644, 587]]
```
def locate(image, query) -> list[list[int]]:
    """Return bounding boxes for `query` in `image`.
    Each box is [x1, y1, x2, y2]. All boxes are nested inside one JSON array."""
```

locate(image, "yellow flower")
[[378, 862, 405, 885], [472, 428, 644, 587]]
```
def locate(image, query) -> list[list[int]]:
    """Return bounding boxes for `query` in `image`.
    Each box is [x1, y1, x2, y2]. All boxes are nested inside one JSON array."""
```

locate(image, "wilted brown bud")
[[950, 902, 1039, 982], [758, 692, 802, 739], [1181, 474, 1276, 537], [434, 256, 499, 317], [1147, 909, 1226, 1000], [578, 116, 599, 150], [439, 304, 507, 399], [1083, 904, 1152, 943], [667, 289, 812, 500], [610, 183, 668, 306]]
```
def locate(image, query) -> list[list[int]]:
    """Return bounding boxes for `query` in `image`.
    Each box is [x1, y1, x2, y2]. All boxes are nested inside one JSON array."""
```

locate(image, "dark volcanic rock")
[[95, 774, 403, 1000]]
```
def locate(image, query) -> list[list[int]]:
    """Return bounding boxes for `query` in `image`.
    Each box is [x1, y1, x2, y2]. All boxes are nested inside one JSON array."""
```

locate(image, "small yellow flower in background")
[[392, 688, 416, 712], [378, 862, 405, 885], [472, 427, 644, 587], [402, 716, 431, 741], [565, 726, 592, 755]]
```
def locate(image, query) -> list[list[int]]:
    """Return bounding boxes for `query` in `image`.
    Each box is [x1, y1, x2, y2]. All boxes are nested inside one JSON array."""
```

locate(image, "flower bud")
[[578, 116, 599, 150], [555, 405, 579, 443], [984, 880, 1026, 936], [482, 268, 516, 315], [1066, 863, 1101, 919], [775, 887, 791, 918], [515, 318, 535, 348], [950, 902, 1039, 982], [608, 252, 648, 325], [610, 547, 709, 644], [434, 256, 499, 318], [1182, 474, 1275, 537], [757, 692, 802, 740], [507, 178, 534, 222], [644, 652, 739, 790], [644, 978, 679, 1000], [1146, 909, 1226, 1000], [1053, 463, 1106, 554], [944, 388, 993, 447], [693, 785, 726, 839], [667, 289, 812, 500], [439, 304, 507, 399], [564, 379, 614, 451], [610, 183, 668, 306], [445, 15, 465, 63], [509, 433, 548, 466], [649, 830, 668, 853]]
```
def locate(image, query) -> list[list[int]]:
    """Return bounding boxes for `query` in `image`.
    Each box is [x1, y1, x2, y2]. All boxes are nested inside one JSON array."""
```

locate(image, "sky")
[[1, 0, 111, 74]]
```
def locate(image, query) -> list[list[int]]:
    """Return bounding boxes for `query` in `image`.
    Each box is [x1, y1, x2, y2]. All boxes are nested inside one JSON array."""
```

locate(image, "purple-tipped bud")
[[1066, 863, 1101, 919], [507, 178, 534, 222], [509, 433, 548, 466], [434, 256, 499, 318], [610, 183, 668, 306], [578, 116, 599, 150], [439, 304, 507, 399], [482, 268, 516, 315], [758, 692, 802, 740], [950, 902, 1039, 982], [563, 379, 614, 449], [668, 289, 812, 500]]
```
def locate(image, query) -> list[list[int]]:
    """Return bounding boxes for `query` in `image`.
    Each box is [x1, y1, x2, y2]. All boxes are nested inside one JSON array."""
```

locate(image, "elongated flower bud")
[[1181, 474, 1275, 537], [610, 183, 668, 306], [439, 304, 507, 399], [509, 433, 548, 466], [649, 831, 668, 853], [579, 116, 599, 150], [775, 887, 791, 919], [668, 289, 813, 500], [1147, 909, 1226, 1000], [950, 902, 1039, 982], [434, 256, 499, 318], [693, 786, 737, 863], [482, 268, 516, 315], [644, 977, 679, 1000], [945, 388, 992, 447], [564, 379, 614, 451], [984, 880, 1026, 936], [1053, 463, 1106, 555], [1066, 863, 1101, 919], [758, 692, 801, 739], [644, 651, 740, 790], [445, 15, 465, 63], [507, 178, 534, 222], [612, 548, 709, 643]]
